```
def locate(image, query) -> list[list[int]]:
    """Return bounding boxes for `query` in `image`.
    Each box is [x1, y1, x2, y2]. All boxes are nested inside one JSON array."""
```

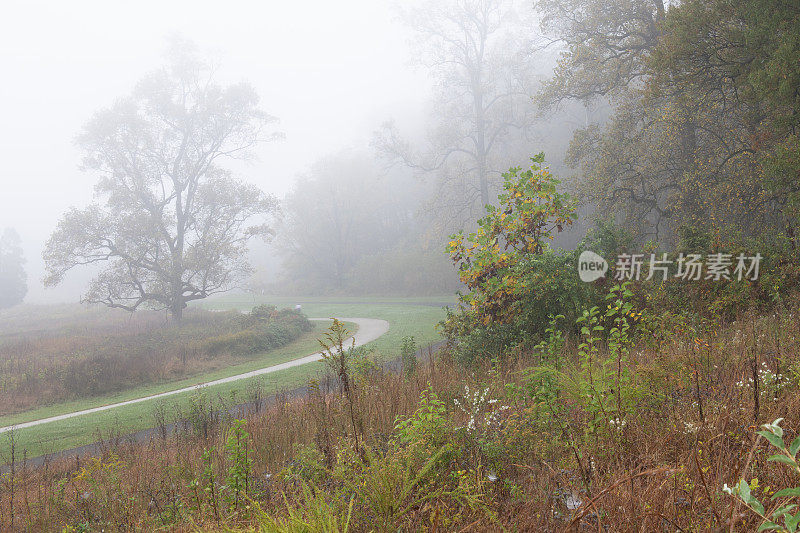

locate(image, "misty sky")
[[0, 0, 429, 302]]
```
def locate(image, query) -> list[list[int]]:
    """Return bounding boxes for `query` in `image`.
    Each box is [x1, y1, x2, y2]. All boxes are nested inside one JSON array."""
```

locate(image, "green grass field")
[[0, 297, 451, 460], [200, 294, 452, 355]]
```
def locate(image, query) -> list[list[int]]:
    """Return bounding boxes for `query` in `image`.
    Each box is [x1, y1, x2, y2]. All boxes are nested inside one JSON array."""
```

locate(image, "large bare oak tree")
[[44, 44, 279, 320]]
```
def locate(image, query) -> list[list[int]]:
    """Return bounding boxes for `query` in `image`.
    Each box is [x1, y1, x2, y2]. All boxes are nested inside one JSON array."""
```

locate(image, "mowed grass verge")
[[0, 321, 332, 429], [0, 300, 448, 460]]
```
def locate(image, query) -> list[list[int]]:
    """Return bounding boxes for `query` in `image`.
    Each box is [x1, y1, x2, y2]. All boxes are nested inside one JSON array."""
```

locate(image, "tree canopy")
[[539, 0, 800, 245], [44, 42, 279, 320], [376, 0, 538, 230]]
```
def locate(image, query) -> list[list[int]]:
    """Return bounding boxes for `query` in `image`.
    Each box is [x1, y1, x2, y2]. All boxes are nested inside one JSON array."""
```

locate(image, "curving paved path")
[[0, 317, 389, 434]]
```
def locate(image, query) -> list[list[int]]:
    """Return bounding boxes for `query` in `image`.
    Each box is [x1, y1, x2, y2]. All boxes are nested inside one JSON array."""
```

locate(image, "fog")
[[1, 2, 797, 525], [0, 0, 430, 302]]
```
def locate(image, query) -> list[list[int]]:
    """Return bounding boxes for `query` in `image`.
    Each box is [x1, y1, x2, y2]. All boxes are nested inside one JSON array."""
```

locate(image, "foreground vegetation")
[[0, 301, 444, 459], [1, 0, 797, 529], [6, 152, 799, 530], [1, 301, 798, 531]]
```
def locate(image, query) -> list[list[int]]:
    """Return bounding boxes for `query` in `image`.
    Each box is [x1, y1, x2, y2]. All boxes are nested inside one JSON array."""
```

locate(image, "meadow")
[[0, 301, 797, 531], [0, 297, 449, 459], [0, 304, 314, 415]]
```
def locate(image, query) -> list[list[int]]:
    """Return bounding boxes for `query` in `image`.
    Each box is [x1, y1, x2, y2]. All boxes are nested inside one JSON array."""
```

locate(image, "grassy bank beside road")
[[0, 300, 448, 460]]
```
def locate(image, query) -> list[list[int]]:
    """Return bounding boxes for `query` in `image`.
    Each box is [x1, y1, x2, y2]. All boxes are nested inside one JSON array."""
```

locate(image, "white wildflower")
[[683, 421, 699, 434]]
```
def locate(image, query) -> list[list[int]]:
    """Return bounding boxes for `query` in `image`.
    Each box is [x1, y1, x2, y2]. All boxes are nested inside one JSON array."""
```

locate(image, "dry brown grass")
[[0, 305, 311, 415], [0, 309, 798, 532]]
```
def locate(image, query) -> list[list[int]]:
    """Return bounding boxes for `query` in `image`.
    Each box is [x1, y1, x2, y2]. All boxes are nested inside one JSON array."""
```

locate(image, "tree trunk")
[[478, 163, 489, 209], [171, 298, 184, 322], [170, 273, 184, 321], [473, 73, 490, 209], [172, 178, 186, 322], [678, 101, 699, 225]]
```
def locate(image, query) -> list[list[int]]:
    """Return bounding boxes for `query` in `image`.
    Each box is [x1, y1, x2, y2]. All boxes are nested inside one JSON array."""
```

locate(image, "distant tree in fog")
[[376, 0, 538, 229], [278, 152, 414, 289], [43, 41, 279, 320], [0, 228, 27, 308]]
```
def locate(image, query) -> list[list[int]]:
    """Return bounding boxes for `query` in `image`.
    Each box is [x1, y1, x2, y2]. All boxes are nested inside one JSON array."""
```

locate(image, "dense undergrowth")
[[0, 300, 798, 531], [2, 157, 800, 531], [0, 305, 312, 415]]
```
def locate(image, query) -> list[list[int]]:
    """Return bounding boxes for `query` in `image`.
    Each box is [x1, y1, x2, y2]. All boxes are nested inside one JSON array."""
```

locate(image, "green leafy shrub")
[[194, 307, 313, 357], [724, 418, 800, 532], [401, 336, 416, 377], [395, 387, 452, 453], [442, 154, 579, 363], [225, 419, 252, 510]]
